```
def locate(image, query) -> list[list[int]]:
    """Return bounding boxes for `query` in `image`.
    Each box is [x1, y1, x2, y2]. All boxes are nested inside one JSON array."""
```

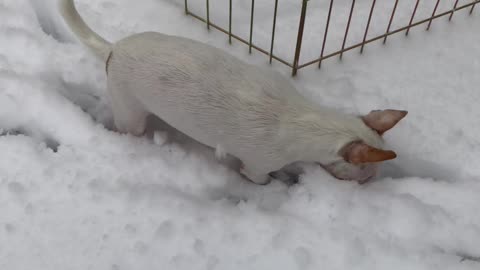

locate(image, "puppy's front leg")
[[240, 165, 272, 185]]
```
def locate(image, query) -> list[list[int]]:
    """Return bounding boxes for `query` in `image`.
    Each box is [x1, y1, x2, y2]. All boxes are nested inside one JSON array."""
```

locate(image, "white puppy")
[[60, 0, 407, 184]]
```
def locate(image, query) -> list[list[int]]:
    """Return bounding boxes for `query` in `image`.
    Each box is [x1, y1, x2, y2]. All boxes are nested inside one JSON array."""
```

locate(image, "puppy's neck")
[[278, 107, 381, 164]]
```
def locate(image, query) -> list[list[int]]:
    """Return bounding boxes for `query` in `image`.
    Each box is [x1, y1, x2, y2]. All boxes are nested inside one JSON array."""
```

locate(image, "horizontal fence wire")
[[184, 0, 480, 75]]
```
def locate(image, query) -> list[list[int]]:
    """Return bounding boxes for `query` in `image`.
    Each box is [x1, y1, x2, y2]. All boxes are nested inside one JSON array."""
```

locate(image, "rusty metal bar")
[[228, 0, 232, 43], [206, 0, 210, 30], [298, 0, 479, 69], [292, 0, 309, 76], [269, 0, 279, 63], [449, 0, 460, 21], [383, 0, 398, 44], [249, 0, 255, 53], [319, 0, 334, 68], [186, 11, 293, 67], [360, 0, 376, 53], [340, 0, 355, 60], [406, 0, 420, 36], [427, 0, 440, 30], [184, 0, 188, 14]]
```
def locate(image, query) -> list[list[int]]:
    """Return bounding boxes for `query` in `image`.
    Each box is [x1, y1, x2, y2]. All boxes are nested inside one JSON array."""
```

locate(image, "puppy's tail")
[[59, 0, 112, 62]]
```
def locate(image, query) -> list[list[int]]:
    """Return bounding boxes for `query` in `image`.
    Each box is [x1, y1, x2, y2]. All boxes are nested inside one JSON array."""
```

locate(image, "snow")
[[1, 0, 480, 269]]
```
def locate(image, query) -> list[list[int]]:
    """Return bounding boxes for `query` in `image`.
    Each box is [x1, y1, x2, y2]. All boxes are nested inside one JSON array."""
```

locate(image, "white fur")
[[59, 0, 111, 61], [60, 0, 384, 184]]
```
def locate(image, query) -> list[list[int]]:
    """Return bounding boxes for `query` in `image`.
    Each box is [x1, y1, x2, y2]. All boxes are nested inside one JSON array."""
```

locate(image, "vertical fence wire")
[[249, 0, 255, 53], [449, 0, 460, 21], [229, 0, 232, 43], [427, 0, 440, 30], [360, 0, 376, 53], [406, 0, 420, 36], [319, 0, 334, 68], [383, 0, 398, 44], [206, 0, 210, 30], [269, 0, 279, 63], [185, 0, 480, 75], [340, 0, 355, 60], [292, 0, 309, 76]]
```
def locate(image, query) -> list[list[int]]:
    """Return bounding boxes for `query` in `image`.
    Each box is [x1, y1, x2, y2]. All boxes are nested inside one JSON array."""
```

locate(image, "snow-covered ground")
[[1, 0, 480, 269]]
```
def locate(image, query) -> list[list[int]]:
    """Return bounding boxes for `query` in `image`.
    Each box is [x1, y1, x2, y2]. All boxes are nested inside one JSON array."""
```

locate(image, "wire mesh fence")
[[183, 0, 479, 76]]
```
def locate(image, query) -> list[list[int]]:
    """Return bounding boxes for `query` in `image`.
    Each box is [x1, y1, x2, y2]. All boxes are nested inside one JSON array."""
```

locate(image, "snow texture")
[[1, 0, 480, 269]]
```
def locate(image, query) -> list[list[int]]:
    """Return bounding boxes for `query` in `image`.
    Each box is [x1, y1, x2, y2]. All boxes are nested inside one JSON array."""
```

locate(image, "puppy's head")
[[321, 109, 408, 184]]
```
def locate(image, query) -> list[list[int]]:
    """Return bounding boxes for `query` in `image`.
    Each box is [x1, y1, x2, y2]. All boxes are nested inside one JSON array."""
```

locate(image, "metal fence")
[[184, 0, 479, 76]]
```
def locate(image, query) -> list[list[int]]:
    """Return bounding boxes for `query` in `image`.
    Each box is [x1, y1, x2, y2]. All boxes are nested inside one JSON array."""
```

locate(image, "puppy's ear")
[[362, 109, 408, 135], [341, 142, 397, 164]]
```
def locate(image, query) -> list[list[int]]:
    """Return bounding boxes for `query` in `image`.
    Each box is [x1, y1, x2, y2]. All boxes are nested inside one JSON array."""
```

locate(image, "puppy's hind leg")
[[109, 85, 149, 136]]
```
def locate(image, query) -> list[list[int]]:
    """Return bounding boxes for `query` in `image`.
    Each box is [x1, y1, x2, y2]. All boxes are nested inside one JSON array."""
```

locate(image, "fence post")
[[269, 0, 279, 64], [427, 0, 440, 30], [229, 0, 232, 43], [406, 0, 420, 36], [249, 0, 255, 53], [340, 0, 356, 59], [449, 0, 460, 21], [292, 0, 309, 76], [319, 0, 334, 69], [360, 0, 376, 53], [383, 0, 398, 43], [206, 0, 210, 30]]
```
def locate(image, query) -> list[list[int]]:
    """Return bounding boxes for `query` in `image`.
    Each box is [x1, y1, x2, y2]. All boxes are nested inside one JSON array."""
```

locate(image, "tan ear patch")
[[362, 109, 408, 135], [342, 142, 397, 164]]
